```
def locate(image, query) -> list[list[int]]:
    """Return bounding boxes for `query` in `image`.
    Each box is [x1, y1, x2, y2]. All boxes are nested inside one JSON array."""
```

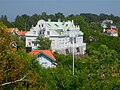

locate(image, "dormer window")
[[55, 24, 59, 27], [48, 24, 51, 26], [42, 24, 44, 27]]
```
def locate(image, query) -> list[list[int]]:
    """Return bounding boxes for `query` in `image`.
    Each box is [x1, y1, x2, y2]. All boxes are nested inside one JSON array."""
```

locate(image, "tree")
[[55, 12, 65, 21], [80, 13, 100, 23], [0, 15, 14, 28], [0, 22, 46, 90], [41, 12, 48, 21], [29, 13, 41, 26], [37, 35, 51, 50], [14, 14, 30, 30]]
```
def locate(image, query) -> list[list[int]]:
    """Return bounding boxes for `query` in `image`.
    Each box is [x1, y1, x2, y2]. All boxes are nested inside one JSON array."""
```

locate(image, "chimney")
[[58, 19, 61, 22], [48, 19, 51, 22]]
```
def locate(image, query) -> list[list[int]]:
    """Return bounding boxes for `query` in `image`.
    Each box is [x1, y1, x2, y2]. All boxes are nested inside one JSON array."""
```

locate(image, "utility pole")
[[69, 31, 75, 76], [72, 36, 75, 76], [25, 22, 26, 31]]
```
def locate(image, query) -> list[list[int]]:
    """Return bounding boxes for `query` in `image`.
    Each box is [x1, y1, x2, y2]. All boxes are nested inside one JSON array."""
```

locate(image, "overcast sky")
[[0, 0, 120, 21]]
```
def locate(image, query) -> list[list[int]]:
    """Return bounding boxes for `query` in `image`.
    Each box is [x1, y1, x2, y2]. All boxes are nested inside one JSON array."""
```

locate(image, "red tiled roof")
[[8, 28, 16, 32], [16, 31, 27, 35], [106, 29, 118, 33], [29, 50, 56, 61]]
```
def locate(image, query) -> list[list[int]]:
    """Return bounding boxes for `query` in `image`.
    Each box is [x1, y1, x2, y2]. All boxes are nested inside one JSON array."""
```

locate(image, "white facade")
[[37, 54, 56, 68], [25, 19, 86, 55]]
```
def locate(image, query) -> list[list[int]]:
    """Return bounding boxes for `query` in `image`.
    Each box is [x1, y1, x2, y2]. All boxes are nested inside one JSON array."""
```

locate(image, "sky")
[[0, 0, 120, 21]]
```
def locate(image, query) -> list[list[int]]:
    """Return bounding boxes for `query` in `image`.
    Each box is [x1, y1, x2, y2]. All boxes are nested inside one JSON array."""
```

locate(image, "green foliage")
[[0, 15, 14, 28], [14, 14, 30, 30], [1, 13, 120, 89], [80, 13, 100, 23], [37, 35, 51, 50], [0, 22, 45, 90]]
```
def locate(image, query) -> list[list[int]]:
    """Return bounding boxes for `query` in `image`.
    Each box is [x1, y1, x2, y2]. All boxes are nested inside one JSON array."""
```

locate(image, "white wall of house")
[[26, 36, 38, 50], [37, 55, 56, 68], [110, 33, 118, 37]]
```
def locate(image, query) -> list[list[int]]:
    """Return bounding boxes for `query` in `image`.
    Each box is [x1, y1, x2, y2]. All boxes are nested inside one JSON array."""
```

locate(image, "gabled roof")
[[29, 50, 56, 61], [106, 29, 118, 33], [16, 31, 27, 35], [8, 28, 17, 32]]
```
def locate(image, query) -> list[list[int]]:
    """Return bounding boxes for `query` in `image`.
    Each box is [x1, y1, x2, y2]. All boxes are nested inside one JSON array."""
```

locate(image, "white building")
[[25, 19, 86, 55], [29, 50, 56, 68], [101, 20, 118, 37]]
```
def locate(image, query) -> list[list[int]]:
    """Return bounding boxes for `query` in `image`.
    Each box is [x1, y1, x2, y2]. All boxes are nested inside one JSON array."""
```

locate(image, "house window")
[[48, 24, 51, 26], [70, 37, 73, 44], [42, 24, 44, 27], [39, 31, 41, 34], [76, 47, 80, 52], [55, 24, 59, 27], [65, 49, 69, 54], [32, 41, 37, 46], [28, 42, 31, 46], [43, 31, 45, 34], [47, 31, 50, 35], [28, 39, 31, 41], [33, 31, 36, 34], [42, 62, 47, 67], [74, 37, 76, 43], [39, 25, 40, 27]]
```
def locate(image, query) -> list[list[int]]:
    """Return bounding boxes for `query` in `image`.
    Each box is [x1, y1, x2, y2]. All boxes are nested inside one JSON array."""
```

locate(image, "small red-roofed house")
[[8, 28, 18, 35], [16, 31, 27, 36], [8, 28, 27, 38], [15, 31, 27, 39], [105, 29, 118, 36], [29, 50, 57, 68]]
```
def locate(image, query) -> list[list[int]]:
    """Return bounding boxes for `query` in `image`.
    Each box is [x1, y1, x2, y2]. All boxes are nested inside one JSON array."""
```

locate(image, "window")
[[32, 41, 37, 46], [47, 31, 50, 35], [54, 24, 59, 27], [74, 37, 76, 43], [39, 31, 41, 34], [28, 42, 31, 46], [42, 24, 44, 27], [48, 24, 51, 26], [70, 37, 73, 44], [76, 47, 80, 52], [43, 31, 45, 34], [42, 62, 47, 67], [39, 25, 40, 27], [28, 39, 31, 41], [33, 31, 36, 34], [66, 49, 69, 54]]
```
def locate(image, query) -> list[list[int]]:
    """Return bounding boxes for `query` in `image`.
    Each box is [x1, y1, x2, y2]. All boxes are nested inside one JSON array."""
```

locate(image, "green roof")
[[46, 21, 83, 36]]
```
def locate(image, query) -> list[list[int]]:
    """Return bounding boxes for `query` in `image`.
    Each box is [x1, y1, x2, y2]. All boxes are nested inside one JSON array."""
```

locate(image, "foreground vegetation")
[[0, 13, 120, 89]]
